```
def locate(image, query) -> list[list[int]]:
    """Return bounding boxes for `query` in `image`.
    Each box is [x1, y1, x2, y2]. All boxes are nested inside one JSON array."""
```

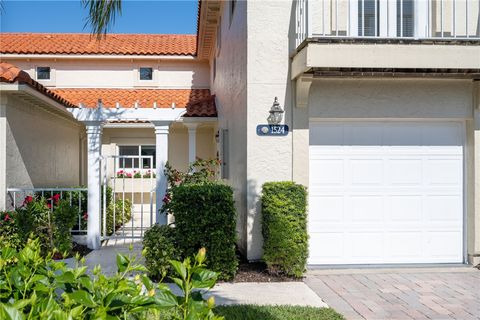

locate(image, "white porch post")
[[85, 121, 103, 249], [0, 99, 6, 211], [184, 123, 198, 164], [151, 121, 170, 225]]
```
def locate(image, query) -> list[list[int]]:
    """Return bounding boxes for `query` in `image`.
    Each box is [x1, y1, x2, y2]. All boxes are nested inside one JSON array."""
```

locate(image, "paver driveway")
[[305, 267, 480, 320]]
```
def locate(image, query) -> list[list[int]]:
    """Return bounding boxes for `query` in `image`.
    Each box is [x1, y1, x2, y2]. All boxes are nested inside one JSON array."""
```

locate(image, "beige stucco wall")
[[211, 1, 249, 253], [244, 0, 298, 260], [4, 95, 82, 190], [4, 59, 210, 89]]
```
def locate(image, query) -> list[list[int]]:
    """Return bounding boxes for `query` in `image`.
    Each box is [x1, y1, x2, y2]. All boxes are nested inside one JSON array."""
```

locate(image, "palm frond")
[[82, 0, 122, 39]]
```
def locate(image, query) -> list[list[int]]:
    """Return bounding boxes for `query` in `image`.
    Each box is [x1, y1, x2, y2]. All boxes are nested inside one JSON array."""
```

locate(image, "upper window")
[[397, 0, 414, 37], [36, 67, 50, 80], [358, 0, 379, 37], [139, 67, 153, 81]]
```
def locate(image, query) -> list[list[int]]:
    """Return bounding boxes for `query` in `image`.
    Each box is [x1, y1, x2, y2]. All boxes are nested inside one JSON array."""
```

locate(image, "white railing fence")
[[101, 155, 156, 241], [296, 0, 480, 45], [7, 187, 88, 234]]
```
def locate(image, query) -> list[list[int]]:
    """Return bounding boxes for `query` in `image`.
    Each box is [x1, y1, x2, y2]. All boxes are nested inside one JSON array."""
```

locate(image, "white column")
[[184, 123, 198, 164], [85, 121, 103, 249], [152, 121, 170, 225], [0, 98, 6, 211]]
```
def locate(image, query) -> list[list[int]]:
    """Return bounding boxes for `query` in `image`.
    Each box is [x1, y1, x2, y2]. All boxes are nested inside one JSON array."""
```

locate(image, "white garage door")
[[308, 121, 464, 265]]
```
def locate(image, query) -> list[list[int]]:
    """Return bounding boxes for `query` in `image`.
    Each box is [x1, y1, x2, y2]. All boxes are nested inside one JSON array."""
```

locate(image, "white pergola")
[[68, 104, 201, 249]]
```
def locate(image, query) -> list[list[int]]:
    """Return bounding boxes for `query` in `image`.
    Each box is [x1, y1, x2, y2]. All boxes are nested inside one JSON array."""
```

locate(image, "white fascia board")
[[1, 83, 74, 118], [0, 54, 197, 61], [103, 123, 153, 128], [68, 107, 187, 123], [291, 46, 309, 80]]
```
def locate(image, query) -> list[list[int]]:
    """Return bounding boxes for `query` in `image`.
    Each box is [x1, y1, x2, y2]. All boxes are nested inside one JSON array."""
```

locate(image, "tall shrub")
[[170, 182, 238, 280], [261, 181, 308, 277]]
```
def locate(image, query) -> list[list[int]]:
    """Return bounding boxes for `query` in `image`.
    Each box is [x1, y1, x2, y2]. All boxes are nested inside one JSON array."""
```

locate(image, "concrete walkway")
[[305, 267, 480, 320], [75, 243, 327, 307]]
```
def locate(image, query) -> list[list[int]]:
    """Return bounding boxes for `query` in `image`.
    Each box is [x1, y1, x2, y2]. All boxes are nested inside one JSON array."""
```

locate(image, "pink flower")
[[23, 196, 33, 206], [4, 213, 11, 221], [46, 203, 52, 209], [50, 194, 61, 204], [82, 212, 88, 221]]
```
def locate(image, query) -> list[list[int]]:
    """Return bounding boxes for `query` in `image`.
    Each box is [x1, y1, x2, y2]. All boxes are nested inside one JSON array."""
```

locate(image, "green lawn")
[[214, 305, 345, 320]]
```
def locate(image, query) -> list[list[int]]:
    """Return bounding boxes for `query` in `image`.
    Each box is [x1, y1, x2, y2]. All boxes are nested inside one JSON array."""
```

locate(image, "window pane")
[[358, 0, 379, 37], [37, 67, 50, 80], [397, 0, 414, 37], [139, 67, 153, 80], [141, 146, 156, 168], [119, 146, 139, 168]]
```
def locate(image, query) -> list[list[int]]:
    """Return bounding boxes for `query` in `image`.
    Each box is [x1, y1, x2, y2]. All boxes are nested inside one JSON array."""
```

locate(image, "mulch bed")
[[53, 242, 93, 260], [229, 256, 302, 283]]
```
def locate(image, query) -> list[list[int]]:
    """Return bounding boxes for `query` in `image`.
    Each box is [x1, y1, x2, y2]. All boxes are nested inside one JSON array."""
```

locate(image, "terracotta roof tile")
[[50, 88, 217, 117], [0, 33, 197, 56], [0, 62, 77, 108]]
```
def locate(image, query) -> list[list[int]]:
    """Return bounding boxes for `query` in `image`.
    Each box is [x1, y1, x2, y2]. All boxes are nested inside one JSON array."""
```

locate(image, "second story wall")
[[3, 58, 210, 89]]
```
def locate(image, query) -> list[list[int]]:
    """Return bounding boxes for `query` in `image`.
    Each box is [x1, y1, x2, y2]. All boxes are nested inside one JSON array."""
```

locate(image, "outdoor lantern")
[[267, 97, 284, 125]]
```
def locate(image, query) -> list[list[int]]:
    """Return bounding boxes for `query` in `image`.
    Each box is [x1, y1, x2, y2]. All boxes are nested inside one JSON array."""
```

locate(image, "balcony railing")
[[296, 0, 480, 47]]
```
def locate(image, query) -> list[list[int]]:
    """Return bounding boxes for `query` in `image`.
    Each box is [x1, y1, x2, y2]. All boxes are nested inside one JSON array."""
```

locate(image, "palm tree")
[[82, 0, 122, 38]]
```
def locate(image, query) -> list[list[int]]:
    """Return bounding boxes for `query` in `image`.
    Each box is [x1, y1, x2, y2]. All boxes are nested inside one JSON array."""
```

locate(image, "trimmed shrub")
[[261, 181, 308, 277], [143, 224, 180, 281], [171, 182, 238, 280]]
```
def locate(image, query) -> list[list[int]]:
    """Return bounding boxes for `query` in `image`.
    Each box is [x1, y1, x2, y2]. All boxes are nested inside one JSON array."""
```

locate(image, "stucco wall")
[[5, 95, 82, 189], [4, 59, 210, 89], [211, 1, 249, 253], [309, 79, 474, 119], [244, 0, 297, 260]]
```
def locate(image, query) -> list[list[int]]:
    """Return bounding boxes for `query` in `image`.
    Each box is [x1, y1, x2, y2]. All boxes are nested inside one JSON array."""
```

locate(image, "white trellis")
[[68, 102, 186, 249]]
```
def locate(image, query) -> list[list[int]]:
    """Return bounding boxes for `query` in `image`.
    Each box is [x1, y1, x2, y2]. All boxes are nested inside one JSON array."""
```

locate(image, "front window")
[[118, 145, 156, 169], [36, 67, 50, 80]]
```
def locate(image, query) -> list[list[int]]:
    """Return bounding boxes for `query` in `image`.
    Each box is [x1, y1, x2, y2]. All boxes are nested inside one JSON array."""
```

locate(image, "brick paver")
[[305, 268, 480, 320]]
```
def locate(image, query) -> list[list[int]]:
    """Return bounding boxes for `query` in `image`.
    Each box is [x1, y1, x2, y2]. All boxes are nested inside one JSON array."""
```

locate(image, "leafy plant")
[[0, 238, 223, 320], [0, 211, 22, 250], [143, 224, 180, 281], [261, 182, 308, 277], [170, 183, 238, 280], [52, 199, 79, 254]]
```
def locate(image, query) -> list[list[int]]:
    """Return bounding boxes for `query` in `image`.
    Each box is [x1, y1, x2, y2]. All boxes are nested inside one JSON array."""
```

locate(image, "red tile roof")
[[0, 33, 197, 56], [50, 88, 217, 117], [0, 62, 77, 108]]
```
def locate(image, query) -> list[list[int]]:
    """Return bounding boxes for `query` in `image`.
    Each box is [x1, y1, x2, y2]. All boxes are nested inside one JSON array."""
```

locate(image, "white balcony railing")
[[296, 0, 480, 46]]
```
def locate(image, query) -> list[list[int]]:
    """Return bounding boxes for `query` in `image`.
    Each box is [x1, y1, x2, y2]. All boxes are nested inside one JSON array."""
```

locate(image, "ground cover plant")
[[0, 238, 223, 320], [214, 305, 345, 320]]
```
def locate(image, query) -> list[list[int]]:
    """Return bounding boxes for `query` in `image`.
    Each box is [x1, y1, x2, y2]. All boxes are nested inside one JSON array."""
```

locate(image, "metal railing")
[[102, 155, 156, 240], [296, 0, 480, 46], [6, 187, 88, 234]]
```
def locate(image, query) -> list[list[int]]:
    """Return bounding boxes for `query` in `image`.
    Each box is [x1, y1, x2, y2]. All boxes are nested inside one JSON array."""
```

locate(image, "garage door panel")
[[309, 121, 464, 265], [388, 196, 423, 222], [350, 159, 384, 185], [388, 159, 423, 185]]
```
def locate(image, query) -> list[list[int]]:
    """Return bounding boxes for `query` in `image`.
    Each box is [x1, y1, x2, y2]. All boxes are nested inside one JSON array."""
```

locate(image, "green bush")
[[0, 211, 22, 250], [171, 183, 238, 280], [106, 198, 133, 235], [16, 195, 77, 256], [261, 181, 308, 277], [143, 224, 180, 280], [0, 238, 223, 320]]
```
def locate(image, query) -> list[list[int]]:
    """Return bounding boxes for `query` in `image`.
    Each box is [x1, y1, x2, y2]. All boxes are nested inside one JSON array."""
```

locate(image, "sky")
[[0, 0, 198, 34]]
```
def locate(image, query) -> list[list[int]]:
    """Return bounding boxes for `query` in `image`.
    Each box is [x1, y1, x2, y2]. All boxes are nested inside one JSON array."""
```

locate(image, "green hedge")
[[143, 224, 180, 281], [170, 183, 238, 280], [261, 181, 308, 277]]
